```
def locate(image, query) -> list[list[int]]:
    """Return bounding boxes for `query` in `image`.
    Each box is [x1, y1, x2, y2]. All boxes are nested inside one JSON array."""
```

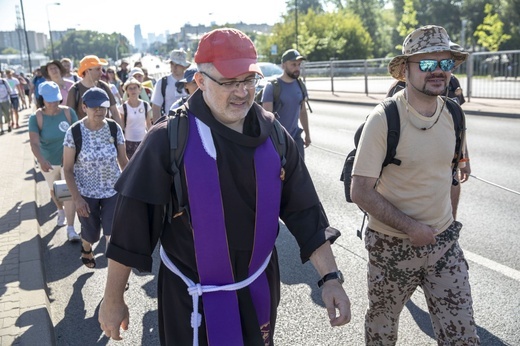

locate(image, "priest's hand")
[[99, 297, 129, 340], [322, 280, 351, 326]]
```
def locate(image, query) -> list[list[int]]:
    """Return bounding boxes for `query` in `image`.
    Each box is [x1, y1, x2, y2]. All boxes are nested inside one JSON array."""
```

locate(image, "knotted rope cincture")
[[160, 246, 272, 346]]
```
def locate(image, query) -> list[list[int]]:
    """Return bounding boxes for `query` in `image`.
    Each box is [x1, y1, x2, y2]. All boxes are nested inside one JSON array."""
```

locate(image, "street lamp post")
[[46, 2, 60, 60]]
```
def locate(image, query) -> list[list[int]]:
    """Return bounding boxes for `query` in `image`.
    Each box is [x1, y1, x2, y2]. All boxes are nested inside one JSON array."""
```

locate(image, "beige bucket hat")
[[388, 25, 469, 81]]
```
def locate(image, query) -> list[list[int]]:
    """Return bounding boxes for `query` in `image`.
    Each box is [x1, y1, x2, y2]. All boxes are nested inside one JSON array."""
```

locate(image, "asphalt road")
[[38, 101, 519, 345]]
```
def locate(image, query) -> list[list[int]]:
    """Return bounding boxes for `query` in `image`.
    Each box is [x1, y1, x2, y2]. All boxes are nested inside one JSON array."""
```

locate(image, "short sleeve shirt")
[[63, 120, 124, 199], [28, 108, 78, 165], [261, 78, 304, 138], [150, 75, 187, 113]]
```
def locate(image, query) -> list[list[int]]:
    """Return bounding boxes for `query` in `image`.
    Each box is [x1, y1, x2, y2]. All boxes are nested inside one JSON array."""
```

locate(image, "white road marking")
[[464, 250, 520, 281]]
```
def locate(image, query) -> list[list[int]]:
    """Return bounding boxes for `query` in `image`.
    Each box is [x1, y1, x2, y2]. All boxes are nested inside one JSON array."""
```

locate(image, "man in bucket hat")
[[351, 25, 479, 345], [99, 28, 351, 345], [151, 49, 190, 123]]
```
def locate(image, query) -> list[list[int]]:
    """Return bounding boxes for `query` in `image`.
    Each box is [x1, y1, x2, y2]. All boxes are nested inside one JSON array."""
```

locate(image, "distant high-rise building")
[[134, 25, 143, 51]]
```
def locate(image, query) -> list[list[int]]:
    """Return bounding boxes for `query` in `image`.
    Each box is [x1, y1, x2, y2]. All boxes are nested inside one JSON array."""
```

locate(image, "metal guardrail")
[[302, 50, 520, 100]]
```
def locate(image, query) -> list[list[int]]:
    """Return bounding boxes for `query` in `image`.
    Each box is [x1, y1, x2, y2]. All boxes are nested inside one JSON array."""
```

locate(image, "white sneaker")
[[57, 210, 66, 227], [67, 227, 80, 242]]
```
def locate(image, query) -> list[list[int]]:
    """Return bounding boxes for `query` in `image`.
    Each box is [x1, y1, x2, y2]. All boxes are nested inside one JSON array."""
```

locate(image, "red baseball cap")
[[194, 28, 263, 79]]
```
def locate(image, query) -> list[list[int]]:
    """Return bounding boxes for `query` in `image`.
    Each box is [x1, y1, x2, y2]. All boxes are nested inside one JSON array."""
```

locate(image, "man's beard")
[[412, 74, 448, 96], [286, 70, 300, 80]]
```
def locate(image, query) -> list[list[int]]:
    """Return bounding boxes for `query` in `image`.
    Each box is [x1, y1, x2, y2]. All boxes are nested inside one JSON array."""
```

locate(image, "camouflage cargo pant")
[[364, 221, 480, 345]]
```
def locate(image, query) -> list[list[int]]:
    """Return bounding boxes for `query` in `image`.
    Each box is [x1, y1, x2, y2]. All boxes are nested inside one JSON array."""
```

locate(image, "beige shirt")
[[352, 91, 455, 238]]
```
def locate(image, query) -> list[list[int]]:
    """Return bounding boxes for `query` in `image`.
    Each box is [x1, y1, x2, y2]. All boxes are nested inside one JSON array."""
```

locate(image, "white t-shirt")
[[150, 75, 187, 114], [118, 101, 150, 142], [7, 77, 19, 96]]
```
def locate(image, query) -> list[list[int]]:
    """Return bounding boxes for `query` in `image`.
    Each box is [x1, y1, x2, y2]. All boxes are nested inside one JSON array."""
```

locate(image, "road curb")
[[19, 112, 55, 345]]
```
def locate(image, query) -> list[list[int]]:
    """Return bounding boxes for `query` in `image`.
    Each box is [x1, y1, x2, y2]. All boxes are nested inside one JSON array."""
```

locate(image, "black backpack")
[[160, 76, 168, 115], [71, 118, 119, 163], [165, 105, 287, 221], [340, 97, 465, 203], [255, 77, 312, 113]]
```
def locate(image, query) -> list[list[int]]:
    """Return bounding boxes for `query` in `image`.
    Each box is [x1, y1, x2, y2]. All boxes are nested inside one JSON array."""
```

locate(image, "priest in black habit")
[[99, 28, 352, 346]]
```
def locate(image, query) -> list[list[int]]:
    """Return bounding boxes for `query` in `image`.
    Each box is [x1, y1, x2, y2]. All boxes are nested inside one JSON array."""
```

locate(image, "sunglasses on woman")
[[408, 59, 455, 72]]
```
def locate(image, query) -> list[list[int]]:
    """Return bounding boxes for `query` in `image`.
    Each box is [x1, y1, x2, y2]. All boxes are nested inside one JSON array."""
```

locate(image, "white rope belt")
[[159, 246, 272, 346]]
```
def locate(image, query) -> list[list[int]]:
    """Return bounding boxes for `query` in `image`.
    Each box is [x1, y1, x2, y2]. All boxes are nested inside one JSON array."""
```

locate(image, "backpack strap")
[[443, 96, 466, 185], [166, 105, 189, 221], [63, 107, 72, 124], [272, 79, 282, 114], [143, 101, 149, 119], [35, 109, 44, 132], [106, 118, 119, 153], [296, 78, 312, 113], [161, 76, 168, 115], [123, 103, 127, 128], [73, 83, 81, 111], [71, 122, 82, 163], [381, 99, 401, 167]]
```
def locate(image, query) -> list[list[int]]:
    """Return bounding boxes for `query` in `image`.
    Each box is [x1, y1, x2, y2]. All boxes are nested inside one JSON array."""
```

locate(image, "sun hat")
[[128, 67, 144, 79], [194, 28, 263, 79], [38, 81, 62, 102], [388, 25, 469, 81], [168, 49, 191, 67], [123, 77, 142, 92], [77, 55, 108, 77], [179, 64, 198, 84], [281, 49, 306, 63], [82, 87, 110, 108], [41, 60, 67, 79]]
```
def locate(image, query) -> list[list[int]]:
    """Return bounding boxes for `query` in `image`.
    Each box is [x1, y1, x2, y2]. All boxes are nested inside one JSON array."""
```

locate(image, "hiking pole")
[[470, 174, 520, 196]]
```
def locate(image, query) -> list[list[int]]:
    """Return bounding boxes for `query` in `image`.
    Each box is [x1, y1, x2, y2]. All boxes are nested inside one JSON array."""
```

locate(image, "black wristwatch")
[[317, 271, 344, 288]]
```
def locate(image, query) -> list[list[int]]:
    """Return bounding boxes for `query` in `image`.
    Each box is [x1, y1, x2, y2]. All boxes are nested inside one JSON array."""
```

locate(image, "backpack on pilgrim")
[[255, 77, 312, 113], [339, 97, 466, 238]]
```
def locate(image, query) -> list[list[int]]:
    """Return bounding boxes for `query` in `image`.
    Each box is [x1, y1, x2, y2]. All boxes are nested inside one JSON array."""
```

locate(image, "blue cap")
[[82, 87, 110, 108], [38, 81, 62, 102], [179, 64, 198, 84]]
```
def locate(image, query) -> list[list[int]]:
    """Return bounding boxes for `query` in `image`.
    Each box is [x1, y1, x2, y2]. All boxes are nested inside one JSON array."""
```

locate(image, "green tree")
[[2, 47, 19, 55], [53, 30, 131, 62], [396, 0, 418, 50], [499, 0, 520, 49], [286, 0, 324, 14], [474, 3, 511, 51], [347, 0, 391, 58], [258, 9, 373, 62]]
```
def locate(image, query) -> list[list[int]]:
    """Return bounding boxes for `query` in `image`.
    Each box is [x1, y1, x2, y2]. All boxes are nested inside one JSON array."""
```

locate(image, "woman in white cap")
[[28, 81, 80, 242], [119, 77, 152, 159], [63, 87, 128, 268]]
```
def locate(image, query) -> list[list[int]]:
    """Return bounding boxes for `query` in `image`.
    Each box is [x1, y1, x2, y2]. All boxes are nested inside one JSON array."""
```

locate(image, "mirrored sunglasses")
[[409, 59, 455, 72]]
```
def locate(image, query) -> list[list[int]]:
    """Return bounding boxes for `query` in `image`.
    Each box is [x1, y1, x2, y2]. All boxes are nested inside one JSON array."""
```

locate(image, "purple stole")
[[183, 113, 281, 345]]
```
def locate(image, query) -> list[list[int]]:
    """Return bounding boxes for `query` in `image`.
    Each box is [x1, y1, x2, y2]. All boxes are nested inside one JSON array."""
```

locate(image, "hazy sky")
[[0, 0, 289, 45]]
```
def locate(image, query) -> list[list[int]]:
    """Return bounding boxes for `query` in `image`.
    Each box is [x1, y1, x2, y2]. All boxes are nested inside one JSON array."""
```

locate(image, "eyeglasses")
[[107, 70, 115, 74], [201, 71, 261, 91], [408, 59, 455, 72]]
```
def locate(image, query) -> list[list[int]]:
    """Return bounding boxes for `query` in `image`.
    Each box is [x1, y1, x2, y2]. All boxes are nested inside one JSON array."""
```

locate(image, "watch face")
[[337, 271, 345, 284]]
